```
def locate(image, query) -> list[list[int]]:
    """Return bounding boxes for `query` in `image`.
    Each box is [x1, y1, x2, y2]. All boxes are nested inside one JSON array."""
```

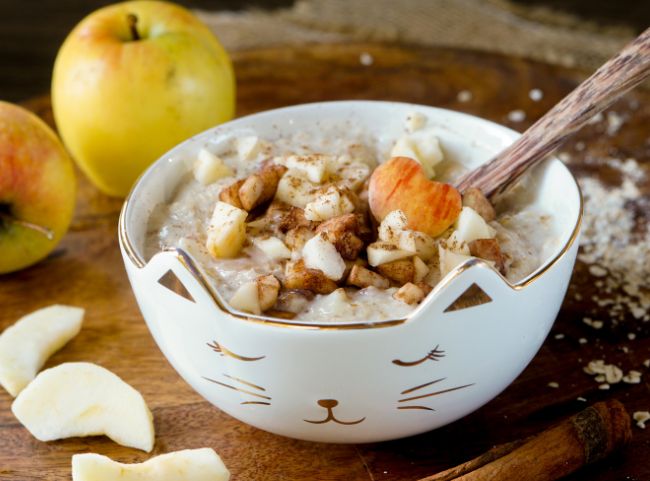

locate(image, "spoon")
[[455, 27, 650, 197]]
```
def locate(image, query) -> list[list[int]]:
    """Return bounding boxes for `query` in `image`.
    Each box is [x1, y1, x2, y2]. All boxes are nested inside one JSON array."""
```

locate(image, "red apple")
[[368, 156, 461, 237], [0, 102, 76, 274]]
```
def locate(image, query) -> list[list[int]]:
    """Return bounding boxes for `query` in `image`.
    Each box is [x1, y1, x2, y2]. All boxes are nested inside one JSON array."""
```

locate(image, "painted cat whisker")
[[400, 377, 446, 395], [398, 383, 475, 403], [222, 373, 266, 391], [203, 376, 272, 400]]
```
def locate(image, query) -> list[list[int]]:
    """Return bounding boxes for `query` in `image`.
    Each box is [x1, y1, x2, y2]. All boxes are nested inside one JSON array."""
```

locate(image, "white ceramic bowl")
[[119, 101, 582, 443]]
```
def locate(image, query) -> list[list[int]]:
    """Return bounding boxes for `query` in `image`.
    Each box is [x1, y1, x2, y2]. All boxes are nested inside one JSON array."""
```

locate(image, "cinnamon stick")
[[419, 400, 631, 481]]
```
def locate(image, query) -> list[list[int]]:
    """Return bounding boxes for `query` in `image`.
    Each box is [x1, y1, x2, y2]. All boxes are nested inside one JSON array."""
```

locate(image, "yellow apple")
[[0, 102, 76, 274], [52, 0, 236, 197]]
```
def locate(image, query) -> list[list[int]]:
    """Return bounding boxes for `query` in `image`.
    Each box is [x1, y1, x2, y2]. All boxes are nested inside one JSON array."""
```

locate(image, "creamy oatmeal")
[[146, 113, 555, 323]]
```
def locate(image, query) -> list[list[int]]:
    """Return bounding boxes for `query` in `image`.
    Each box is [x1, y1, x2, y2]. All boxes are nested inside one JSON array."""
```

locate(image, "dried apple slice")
[[72, 448, 230, 481], [12, 362, 154, 452], [369, 156, 461, 237], [0, 305, 84, 397]]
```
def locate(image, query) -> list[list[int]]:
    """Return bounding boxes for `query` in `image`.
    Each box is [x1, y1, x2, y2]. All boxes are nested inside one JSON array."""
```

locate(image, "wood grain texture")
[[1, 43, 650, 481], [456, 27, 650, 196]]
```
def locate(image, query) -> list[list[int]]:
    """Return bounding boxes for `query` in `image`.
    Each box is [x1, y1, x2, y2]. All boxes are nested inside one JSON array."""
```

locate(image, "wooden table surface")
[[1, 43, 649, 480]]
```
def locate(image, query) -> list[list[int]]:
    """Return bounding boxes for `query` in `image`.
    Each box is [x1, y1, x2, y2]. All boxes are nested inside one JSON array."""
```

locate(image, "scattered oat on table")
[[457, 90, 472, 102], [359, 52, 373, 66], [633, 411, 650, 429], [575, 156, 650, 323], [507, 109, 526, 122]]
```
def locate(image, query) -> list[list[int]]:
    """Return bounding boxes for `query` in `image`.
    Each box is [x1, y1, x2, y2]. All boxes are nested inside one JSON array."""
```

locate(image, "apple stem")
[[0, 213, 54, 240], [127, 13, 140, 41]]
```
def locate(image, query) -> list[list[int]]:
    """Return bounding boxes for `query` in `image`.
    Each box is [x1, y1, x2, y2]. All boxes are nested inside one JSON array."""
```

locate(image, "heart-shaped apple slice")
[[369, 157, 462, 237]]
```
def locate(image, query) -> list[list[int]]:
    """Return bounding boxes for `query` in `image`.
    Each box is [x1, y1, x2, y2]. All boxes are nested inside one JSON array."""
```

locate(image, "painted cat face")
[[202, 339, 476, 431], [155, 266, 509, 443]]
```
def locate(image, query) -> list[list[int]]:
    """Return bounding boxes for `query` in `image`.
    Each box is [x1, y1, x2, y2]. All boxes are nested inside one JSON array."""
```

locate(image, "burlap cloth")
[[196, 0, 636, 71]]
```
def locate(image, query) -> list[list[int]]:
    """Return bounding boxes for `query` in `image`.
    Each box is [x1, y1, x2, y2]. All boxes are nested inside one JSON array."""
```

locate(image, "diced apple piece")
[[377, 258, 415, 284], [413, 256, 429, 282], [257, 275, 280, 311], [282, 154, 332, 184], [229, 281, 261, 315], [369, 157, 461, 237], [315, 213, 364, 260], [469, 238, 506, 274], [335, 160, 371, 191], [275, 289, 314, 314], [235, 136, 267, 161], [405, 112, 427, 132], [206, 202, 248, 259], [71, 448, 230, 481], [253, 236, 291, 260], [238, 163, 287, 211], [390, 131, 443, 179], [318, 288, 351, 316], [347, 264, 390, 289], [304, 185, 355, 222], [238, 175, 263, 211], [193, 148, 233, 185], [367, 241, 413, 266], [12, 362, 154, 452], [398, 229, 436, 260], [444, 230, 471, 255], [462, 187, 496, 222], [410, 129, 444, 171], [284, 226, 314, 254], [302, 233, 346, 281], [219, 179, 245, 209], [378, 210, 408, 243], [455, 206, 496, 244], [275, 170, 319, 208], [439, 245, 473, 278], [0, 305, 84, 397], [416, 281, 433, 296], [284, 260, 337, 294], [393, 282, 425, 305], [390, 136, 421, 170], [278, 206, 314, 232]]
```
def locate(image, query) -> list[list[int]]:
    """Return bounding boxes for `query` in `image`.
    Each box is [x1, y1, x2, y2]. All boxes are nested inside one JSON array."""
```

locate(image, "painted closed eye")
[[392, 345, 445, 366], [207, 340, 266, 361]]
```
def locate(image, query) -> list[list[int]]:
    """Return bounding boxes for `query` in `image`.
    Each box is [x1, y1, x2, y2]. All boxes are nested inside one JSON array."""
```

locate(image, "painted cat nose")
[[317, 399, 338, 408]]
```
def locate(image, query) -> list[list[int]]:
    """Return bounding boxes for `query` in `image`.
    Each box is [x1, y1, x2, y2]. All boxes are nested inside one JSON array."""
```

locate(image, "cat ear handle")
[[126, 248, 230, 363], [412, 258, 515, 319], [438, 258, 513, 313], [142, 247, 225, 310]]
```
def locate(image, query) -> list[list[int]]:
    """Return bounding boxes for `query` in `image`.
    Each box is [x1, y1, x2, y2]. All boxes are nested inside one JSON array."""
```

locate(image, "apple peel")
[[368, 157, 461, 237], [12, 362, 154, 452], [0, 305, 84, 397], [72, 448, 230, 481]]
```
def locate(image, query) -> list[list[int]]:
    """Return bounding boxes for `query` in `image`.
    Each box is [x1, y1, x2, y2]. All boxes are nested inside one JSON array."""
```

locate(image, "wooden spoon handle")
[[455, 27, 650, 197]]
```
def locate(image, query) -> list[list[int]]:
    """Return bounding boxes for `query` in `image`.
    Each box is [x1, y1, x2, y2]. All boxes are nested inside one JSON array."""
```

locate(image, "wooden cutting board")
[[2, 43, 649, 481]]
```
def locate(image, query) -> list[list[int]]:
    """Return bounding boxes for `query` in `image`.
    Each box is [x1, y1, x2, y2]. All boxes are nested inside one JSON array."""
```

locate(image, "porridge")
[[146, 113, 555, 323]]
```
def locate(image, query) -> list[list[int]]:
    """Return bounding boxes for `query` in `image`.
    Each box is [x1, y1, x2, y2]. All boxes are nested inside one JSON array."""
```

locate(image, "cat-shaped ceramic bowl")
[[119, 101, 582, 443]]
